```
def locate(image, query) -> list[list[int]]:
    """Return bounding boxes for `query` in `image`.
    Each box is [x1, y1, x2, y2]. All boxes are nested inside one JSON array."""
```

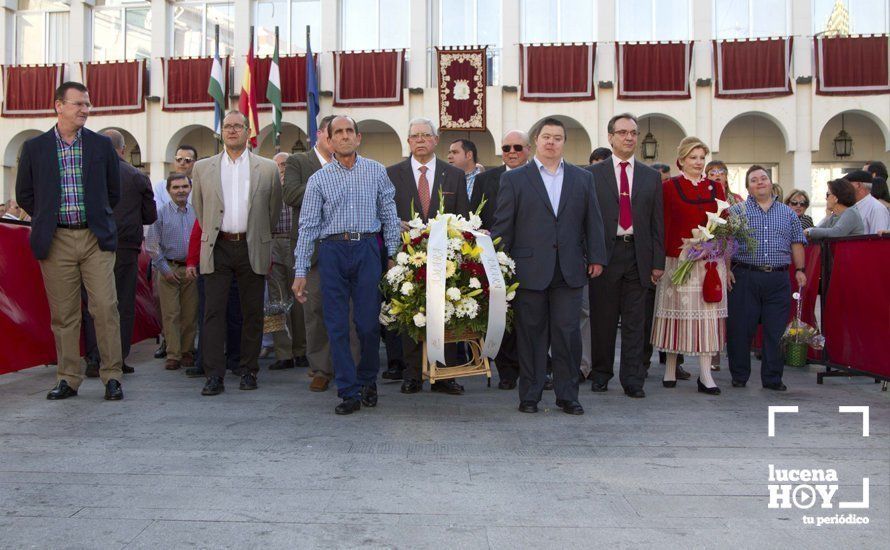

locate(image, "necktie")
[[418, 165, 431, 218], [619, 161, 633, 230]]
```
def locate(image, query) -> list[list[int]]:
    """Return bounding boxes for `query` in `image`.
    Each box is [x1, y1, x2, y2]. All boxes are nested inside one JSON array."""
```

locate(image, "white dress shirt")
[[410, 155, 437, 191], [534, 157, 564, 214], [314, 147, 329, 167], [612, 155, 635, 235], [853, 194, 890, 234], [219, 147, 251, 233]]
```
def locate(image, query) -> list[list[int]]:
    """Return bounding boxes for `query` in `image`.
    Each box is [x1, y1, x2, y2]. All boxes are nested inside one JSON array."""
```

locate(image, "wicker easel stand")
[[421, 329, 492, 386]]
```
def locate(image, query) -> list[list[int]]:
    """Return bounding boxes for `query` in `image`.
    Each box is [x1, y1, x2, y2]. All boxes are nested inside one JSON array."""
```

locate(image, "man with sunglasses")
[[153, 145, 198, 208]]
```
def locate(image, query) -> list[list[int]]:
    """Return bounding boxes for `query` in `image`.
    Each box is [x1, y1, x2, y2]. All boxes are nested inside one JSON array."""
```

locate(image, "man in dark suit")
[[386, 117, 470, 395], [492, 117, 607, 415], [586, 113, 665, 399], [15, 81, 124, 401], [470, 129, 530, 389], [82, 129, 157, 377]]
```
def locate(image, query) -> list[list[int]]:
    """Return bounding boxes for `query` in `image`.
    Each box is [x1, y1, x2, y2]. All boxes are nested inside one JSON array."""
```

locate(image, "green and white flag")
[[266, 28, 283, 143], [208, 45, 226, 136]]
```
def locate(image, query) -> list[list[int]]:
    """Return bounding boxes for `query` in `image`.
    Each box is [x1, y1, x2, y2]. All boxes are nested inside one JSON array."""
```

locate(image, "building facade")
[[2, 0, 889, 221]]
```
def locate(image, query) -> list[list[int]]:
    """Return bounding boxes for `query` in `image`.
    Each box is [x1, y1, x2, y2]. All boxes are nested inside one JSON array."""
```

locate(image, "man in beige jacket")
[[191, 110, 282, 396]]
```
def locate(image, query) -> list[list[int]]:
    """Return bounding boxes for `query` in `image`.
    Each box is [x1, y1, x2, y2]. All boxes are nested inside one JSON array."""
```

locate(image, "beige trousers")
[[156, 264, 198, 361]]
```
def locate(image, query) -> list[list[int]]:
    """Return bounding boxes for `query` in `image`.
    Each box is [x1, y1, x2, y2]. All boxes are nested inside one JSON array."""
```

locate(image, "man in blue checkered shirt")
[[727, 165, 807, 392], [292, 116, 400, 415]]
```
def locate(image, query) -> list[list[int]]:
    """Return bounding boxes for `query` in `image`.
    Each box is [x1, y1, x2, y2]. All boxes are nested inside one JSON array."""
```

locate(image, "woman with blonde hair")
[[652, 137, 727, 395]]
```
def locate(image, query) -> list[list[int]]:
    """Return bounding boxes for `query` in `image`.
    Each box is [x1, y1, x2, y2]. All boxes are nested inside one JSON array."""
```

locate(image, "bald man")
[[83, 129, 157, 376], [267, 151, 308, 371]]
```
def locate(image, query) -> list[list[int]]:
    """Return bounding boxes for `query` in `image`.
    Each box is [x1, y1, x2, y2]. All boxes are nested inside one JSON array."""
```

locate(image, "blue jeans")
[[318, 238, 382, 399], [727, 267, 791, 386]]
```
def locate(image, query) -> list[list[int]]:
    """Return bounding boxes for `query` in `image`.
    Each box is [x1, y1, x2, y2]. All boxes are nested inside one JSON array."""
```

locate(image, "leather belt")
[[218, 231, 247, 241], [322, 232, 377, 242], [167, 259, 187, 267], [732, 262, 788, 273], [57, 222, 88, 229], [615, 234, 634, 242]]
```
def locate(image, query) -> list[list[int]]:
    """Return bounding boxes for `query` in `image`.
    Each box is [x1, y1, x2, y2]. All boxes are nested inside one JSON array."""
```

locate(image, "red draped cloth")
[[1, 64, 63, 118], [253, 54, 312, 110], [617, 42, 692, 100], [334, 50, 404, 107], [83, 60, 146, 115], [163, 57, 228, 111], [520, 44, 595, 102], [714, 38, 793, 99], [815, 35, 890, 96]]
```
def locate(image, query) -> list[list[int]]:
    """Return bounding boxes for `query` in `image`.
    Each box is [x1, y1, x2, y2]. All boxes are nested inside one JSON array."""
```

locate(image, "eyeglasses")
[[175, 157, 195, 163], [610, 130, 639, 138], [408, 133, 435, 141], [62, 100, 92, 109], [708, 169, 727, 175], [501, 144, 526, 153], [223, 124, 245, 132], [788, 200, 808, 207]]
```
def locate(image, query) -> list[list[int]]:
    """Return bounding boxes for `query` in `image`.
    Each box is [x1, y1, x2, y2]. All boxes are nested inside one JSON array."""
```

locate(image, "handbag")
[[702, 261, 723, 303]]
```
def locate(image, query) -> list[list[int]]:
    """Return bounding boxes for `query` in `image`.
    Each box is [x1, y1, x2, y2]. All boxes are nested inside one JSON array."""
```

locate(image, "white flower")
[[379, 303, 395, 325], [444, 301, 455, 322], [714, 198, 731, 215], [506, 291, 516, 301], [706, 211, 727, 226], [446, 287, 462, 301], [413, 312, 426, 327], [468, 277, 481, 289], [408, 227, 422, 239], [408, 217, 425, 229], [455, 296, 479, 319], [385, 265, 406, 285], [448, 238, 463, 252], [400, 282, 414, 296], [396, 252, 410, 265], [468, 214, 482, 230], [698, 225, 714, 240], [497, 252, 516, 271], [409, 251, 427, 267]]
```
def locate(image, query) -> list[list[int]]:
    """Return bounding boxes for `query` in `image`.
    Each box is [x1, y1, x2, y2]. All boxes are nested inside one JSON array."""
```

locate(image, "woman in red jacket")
[[652, 137, 727, 395]]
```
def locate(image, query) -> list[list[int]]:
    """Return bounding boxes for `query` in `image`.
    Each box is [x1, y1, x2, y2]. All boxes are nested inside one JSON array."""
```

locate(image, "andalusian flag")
[[208, 26, 226, 136], [239, 28, 260, 148], [266, 28, 282, 146]]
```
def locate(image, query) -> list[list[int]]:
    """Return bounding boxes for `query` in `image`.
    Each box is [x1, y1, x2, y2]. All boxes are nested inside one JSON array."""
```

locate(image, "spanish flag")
[[239, 30, 260, 148]]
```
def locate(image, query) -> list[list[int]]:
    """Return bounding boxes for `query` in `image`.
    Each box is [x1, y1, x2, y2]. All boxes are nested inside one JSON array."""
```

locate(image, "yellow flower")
[[409, 251, 427, 267], [461, 241, 483, 258], [445, 260, 456, 277]]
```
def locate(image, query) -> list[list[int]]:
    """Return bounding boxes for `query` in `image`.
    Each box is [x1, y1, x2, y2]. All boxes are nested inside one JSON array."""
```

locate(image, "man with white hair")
[[847, 170, 890, 234], [386, 117, 470, 395]]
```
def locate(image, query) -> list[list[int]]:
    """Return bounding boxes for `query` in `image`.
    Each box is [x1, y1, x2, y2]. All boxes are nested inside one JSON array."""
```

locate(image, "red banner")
[[714, 38, 793, 99], [0, 222, 160, 375], [163, 57, 229, 112], [82, 60, 146, 115], [1, 64, 63, 118], [253, 55, 312, 111], [520, 44, 595, 102], [617, 42, 692, 100], [437, 47, 487, 131], [334, 50, 404, 107], [815, 35, 890, 96]]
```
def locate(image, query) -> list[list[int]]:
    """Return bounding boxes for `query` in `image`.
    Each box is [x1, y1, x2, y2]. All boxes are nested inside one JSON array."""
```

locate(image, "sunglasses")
[[175, 157, 195, 163], [501, 144, 525, 153], [788, 200, 807, 207]]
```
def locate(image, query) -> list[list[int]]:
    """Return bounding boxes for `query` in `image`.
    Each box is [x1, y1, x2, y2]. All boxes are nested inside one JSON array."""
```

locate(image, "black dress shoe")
[[676, 365, 691, 380], [624, 387, 646, 398], [293, 355, 309, 368], [497, 379, 517, 390], [201, 376, 225, 396], [763, 382, 787, 391], [361, 384, 378, 407], [556, 400, 584, 415], [84, 360, 100, 378], [697, 378, 721, 395], [590, 381, 608, 393], [239, 373, 258, 390], [104, 379, 123, 400], [154, 341, 167, 359], [431, 379, 465, 395], [121, 364, 135, 374], [399, 379, 421, 393], [662, 380, 677, 388], [335, 397, 361, 415], [731, 380, 747, 388], [381, 359, 405, 380], [46, 380, 77, 400], [518, 400, 538, 413], [269, 359, 294, 370], [186, 366, 205, 378], [543, 374, 554, 391]]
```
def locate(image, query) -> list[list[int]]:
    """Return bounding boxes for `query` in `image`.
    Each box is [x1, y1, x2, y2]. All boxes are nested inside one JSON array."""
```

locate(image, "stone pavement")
[[0, 342, 887, 549]]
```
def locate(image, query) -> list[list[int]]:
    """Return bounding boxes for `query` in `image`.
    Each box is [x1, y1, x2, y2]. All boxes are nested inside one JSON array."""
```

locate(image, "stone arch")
[[95, 126, 142, 165], [436, 128, 499, 169], [814, 110, 890, 160], [718, 113, 793, 197], [529, 115, 593, 166], [717, 111, 790, 153], [165, 124, 217, 161], [3, 129, 42, 167], [352, 118, 403, 167], [636, 114, 688, 166], [257, 122, 310, 159]]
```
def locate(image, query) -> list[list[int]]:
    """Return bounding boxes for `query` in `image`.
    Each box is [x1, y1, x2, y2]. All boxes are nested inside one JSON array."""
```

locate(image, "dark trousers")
[[195, 274, 242, 371], [83, 247, 140, 362], [514, 265, 582, 404], [589, 240, 647, 390], [318, 238, 382, 400], [378, 241, 404, 364], [494, 329, 520, 383], [727, 267, 790, 386], [202, 239, 264, 379]]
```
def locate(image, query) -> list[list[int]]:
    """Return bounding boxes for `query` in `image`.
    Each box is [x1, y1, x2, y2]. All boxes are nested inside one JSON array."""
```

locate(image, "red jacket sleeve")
[[187, 219, 201, 268]]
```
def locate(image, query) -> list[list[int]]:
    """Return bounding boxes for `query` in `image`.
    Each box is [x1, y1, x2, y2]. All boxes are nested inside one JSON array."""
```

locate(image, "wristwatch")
[[795, 267, 805, 273]]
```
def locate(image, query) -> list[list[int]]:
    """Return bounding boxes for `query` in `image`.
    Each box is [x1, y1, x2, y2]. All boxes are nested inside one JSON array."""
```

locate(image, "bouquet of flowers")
[[380, 205, 519, 343], [671, 198, 758, 286]]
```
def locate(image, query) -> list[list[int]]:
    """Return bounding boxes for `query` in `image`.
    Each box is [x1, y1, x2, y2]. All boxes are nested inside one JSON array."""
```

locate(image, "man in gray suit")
[[386, 117, 469, 395], [586, 113, 665, 399], [492, 117, 607, 415], [191, 110, 282, 396]]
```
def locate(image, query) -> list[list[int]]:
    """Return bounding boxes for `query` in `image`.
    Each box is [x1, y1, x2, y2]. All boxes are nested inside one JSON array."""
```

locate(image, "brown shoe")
[[164, 358, 181, 371], [181, 352, 195, 367], [309, 375, 330, 392]]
